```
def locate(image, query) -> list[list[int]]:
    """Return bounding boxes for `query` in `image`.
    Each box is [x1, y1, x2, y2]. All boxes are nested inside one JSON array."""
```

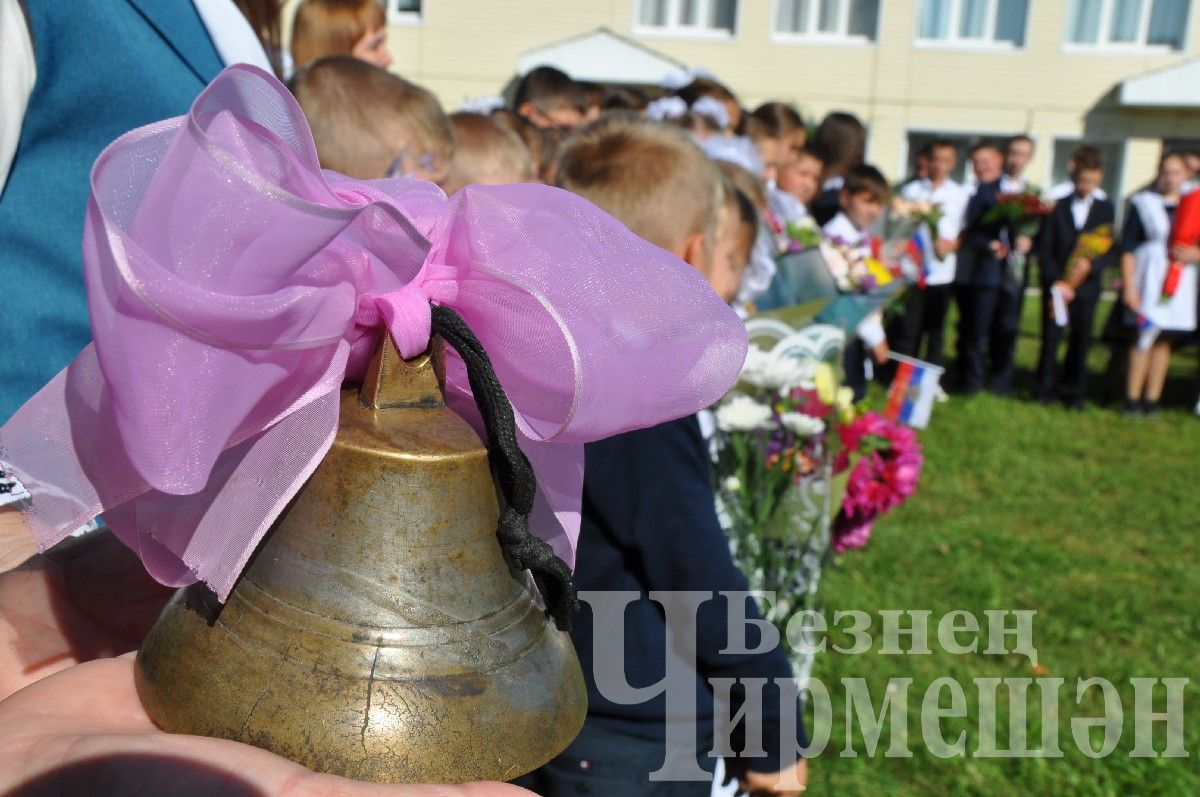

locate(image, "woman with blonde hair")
[[290, 0, 390, 70]]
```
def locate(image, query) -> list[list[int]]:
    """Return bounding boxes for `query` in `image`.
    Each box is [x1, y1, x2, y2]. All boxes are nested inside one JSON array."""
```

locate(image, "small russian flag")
[[909, 225, 932, 289], [884, 353, 944, 429]]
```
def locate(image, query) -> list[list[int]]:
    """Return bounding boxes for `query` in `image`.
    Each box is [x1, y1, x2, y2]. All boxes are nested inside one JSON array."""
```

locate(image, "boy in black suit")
[[513, 115, 807, 797], [958, 142, 1030, 395], [1034, 146, 1116, 408]]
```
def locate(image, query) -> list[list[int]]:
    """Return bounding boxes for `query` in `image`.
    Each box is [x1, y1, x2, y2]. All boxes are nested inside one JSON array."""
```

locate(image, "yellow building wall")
[[282, 0, 1200, 199]]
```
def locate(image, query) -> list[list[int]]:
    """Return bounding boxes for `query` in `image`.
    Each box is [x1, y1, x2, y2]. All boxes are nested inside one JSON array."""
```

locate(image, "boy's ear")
[[678, 231, 710, 274], [517, 101, 538, 122]]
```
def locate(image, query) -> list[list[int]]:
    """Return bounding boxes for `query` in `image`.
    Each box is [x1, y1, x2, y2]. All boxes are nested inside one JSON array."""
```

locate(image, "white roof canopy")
[[517, 27, 686, 85], [1118, 57, 1200, 107]]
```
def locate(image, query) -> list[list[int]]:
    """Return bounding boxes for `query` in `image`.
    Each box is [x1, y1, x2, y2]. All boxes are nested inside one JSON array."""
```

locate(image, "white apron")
[[1131, 191, 1197, 332]]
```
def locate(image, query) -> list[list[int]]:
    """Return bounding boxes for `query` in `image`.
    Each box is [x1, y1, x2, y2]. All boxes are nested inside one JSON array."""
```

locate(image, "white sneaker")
[[1193, 395, 1200, 417], [934, 385, 950, 403]]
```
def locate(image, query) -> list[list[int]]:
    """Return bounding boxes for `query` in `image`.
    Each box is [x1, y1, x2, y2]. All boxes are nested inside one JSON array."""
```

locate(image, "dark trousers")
[[843, 338, 868, 402], [894, 284, 952, 368], [1036, 295, 1098, 403], [512, 720, 715, 797], [952, 283, 973, 385], [965, 282, 1024, 393]]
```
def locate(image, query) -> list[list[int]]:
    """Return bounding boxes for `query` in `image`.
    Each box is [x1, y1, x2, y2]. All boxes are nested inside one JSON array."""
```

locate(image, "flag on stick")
[[884, 353, 944, 429]]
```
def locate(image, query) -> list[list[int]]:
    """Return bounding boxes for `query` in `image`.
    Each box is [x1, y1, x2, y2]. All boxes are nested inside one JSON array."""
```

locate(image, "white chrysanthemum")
[[779, 412, 825, 437], [739, 347, 773, 388], [715, 395, 775, 431], [761, 358, 807, 390], [723, 475, 742, 492]]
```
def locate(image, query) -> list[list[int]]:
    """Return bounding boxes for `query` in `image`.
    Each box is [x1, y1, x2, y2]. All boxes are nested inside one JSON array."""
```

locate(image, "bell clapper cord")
[[428, 305, 578, 632]]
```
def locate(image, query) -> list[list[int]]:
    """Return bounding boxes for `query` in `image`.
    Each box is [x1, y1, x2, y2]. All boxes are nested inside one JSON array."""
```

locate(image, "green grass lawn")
[[806, 298, 1200, 796]]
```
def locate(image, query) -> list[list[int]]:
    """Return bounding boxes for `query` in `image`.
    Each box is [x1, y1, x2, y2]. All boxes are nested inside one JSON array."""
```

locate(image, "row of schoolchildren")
[[501, 64, 1200, 418], [891, 138, 1200, 416], [287, 0, 1200, 419], [285, 54, 810, 795]]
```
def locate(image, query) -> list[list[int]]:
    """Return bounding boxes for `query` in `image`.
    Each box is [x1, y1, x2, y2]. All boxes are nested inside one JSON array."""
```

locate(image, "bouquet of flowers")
[[783, 216, 823, 253], [887, 198, 945, 285], [1068, 224, 1115, 273], [830, 412, 923, 554], [821, 237, 898, 294], [712, 340, 925, 679], [809, 235, 908, 334], [983, 190, 1053, 283], [712, 346, 853, 636], [890, 197, 944, 233], [757, 217, 910, 334], [763, 205, 824, 255], [982, 191, 1054, 229]]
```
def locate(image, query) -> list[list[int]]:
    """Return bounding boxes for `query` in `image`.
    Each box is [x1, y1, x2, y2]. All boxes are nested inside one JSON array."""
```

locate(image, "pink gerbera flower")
[[832, 413, 923, 553]]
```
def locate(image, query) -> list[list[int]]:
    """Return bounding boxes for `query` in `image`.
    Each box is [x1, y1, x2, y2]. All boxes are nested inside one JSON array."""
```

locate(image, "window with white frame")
[[636, 0, 739, 35], [916, 0, 1030, 47], [385, 0, 421, 24], [773, 0, 881, 41], [1065, 0, 1190, 50]]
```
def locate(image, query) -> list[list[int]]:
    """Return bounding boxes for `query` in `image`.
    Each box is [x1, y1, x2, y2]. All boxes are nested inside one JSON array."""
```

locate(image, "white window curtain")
[[1066, 0, 1189, 47], [818, 0, 840, 31], [958, 0, 989, 37], [917, 0, 1027, 44], [1067, 0, 1104, 42], [776, 0, 810, 32], [919, 0, 952, 38], [774, 0, 878, 38], [638, 0, 737, 31], [640, 0, 668, 25], [1109, 0, 1143, 41]]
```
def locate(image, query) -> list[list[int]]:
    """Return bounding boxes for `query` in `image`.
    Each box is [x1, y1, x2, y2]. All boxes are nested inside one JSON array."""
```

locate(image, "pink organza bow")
[[0, 66, 747, 599]]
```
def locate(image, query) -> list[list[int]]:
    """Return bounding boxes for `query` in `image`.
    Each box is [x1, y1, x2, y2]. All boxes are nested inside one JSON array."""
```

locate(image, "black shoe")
[[1065, 398, 1086, 411], [1032, 392, 1054, 406], [1142, 400, 1162, 418], [1122, 398, 1143, 417]]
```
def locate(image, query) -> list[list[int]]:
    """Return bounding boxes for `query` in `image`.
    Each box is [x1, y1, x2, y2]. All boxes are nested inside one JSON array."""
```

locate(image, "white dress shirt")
[[899, 177, 969, 286], [1070, 193, 1095, 230], [1000, 174, 1027, 194], [0, 0, 272, 194]]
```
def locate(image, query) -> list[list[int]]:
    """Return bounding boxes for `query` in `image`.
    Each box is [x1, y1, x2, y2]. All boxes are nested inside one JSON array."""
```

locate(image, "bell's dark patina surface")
[[135, 335, 586, 783]]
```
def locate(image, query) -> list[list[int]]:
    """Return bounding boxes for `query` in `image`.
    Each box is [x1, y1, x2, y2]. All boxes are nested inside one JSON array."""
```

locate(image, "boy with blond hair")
[[441, 112, 535, 194], [288, 56, 453, 185], [557, 113, 721, 272], [514, 114, 808, 797]]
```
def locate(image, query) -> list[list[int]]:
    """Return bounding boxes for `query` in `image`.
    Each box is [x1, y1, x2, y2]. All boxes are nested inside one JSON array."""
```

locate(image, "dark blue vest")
[[0, 1, 224, 420]]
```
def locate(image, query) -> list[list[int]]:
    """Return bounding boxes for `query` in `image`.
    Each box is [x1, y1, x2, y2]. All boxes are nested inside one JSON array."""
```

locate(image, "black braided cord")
[[429, 305, 578, 631]]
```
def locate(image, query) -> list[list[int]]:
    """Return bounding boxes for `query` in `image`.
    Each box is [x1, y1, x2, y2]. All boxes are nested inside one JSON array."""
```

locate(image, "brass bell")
[[134, 332, 586, 783]]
